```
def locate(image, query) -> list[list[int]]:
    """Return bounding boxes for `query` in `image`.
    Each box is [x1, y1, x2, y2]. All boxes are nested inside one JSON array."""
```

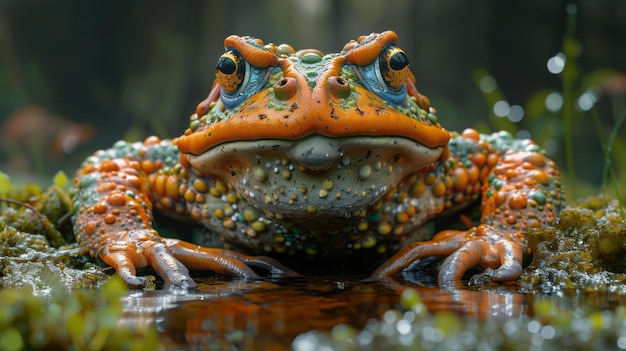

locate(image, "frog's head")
[[177, 31, 450, 220]]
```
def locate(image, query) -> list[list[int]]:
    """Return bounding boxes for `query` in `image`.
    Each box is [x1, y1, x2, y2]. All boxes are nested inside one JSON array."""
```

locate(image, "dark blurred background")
[[1, 0, 624, 200]]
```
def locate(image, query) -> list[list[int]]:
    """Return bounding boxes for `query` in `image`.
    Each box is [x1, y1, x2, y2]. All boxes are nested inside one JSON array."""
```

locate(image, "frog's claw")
[[367, 224, 524, 286]]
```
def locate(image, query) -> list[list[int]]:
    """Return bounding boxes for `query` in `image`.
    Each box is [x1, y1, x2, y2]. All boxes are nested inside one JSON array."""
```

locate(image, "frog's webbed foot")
[[367, 224, 524, 286]]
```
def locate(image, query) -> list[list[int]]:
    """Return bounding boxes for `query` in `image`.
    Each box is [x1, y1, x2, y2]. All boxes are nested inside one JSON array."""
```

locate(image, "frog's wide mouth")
[[185, 134, 443, 218]]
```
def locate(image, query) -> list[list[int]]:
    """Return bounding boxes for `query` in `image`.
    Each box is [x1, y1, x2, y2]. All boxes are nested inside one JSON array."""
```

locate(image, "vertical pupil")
[[389, 51, 408, 71], [217, 56, 237, 74]]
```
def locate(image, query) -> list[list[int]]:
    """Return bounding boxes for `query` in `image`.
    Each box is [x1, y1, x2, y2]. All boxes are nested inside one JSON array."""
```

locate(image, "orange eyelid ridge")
[[343, 31, 399, 66], [223, 35, 279, 68], [406, 72, 430, 111]]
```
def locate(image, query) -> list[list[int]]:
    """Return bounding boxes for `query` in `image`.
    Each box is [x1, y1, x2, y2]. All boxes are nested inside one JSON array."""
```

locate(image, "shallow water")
[[117, 273, 624, 351]]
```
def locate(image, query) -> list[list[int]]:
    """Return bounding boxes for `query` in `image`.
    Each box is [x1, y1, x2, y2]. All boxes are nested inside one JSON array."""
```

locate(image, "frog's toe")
[[221, 251, 301, 278], [367, 224, 525, 286], [96, 231, 199, 289], [165, 238, 296, 279], [438, 226, 525, 286], [365, 235, 463, 281]]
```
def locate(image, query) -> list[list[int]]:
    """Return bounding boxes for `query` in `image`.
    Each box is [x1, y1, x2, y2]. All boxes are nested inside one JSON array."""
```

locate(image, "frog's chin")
[[186, 134, 443, 219]]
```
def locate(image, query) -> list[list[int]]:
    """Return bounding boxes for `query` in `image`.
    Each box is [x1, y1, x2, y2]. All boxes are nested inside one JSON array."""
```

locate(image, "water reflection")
[[119, 276, 536, 350]]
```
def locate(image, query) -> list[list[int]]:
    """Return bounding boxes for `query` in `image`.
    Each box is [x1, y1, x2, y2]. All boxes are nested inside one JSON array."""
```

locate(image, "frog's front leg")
[[369, 130, 563, 285], [72, 137, 296, 289]]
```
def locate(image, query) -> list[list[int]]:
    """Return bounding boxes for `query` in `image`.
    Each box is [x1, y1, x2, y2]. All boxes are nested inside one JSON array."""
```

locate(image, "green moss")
[[522, 197, 626, 293], [0, 277, 157, 351], [0, 175, 110, 292]]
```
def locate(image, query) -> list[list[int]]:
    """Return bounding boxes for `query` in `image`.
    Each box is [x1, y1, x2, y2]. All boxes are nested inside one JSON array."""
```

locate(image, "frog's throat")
[[186, 134, 443, 218]]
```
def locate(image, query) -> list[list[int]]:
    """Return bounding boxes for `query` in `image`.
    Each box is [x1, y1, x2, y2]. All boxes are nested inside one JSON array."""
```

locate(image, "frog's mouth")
[[186, 134, 443, 219]]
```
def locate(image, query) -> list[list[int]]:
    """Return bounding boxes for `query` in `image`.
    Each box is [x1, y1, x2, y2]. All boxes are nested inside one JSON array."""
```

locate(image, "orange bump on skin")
[[467, 165, 480, 185], [508, 194, 528, 209], [451, 167, 468, 192], [532, 170, 550, 185], [97, 182, 117, 193], [184, 188, 196, 203], [494, 191, 507, 206], [461, 128, 480, 141], [166, 175, 181, 200], [487, 153, 499, 169], [108, 192, 126, 206], [104, 213, 116, 224], [85, 222, 96, 235], [395, 212, 409, 223], [143, 136, 161, 146], [93, 203, 108, 214], [524, 152, 545, 167], [141, 160, 156, 174], [98, 160, 120, 173], [431, 180, 447, 197], [153, 174, 167, 197], [471, 152, 486, 168]]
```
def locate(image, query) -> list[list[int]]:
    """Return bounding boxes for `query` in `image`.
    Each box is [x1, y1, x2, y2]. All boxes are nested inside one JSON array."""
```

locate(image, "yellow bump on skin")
[[300, 186, 308, 194], [395, 191, 407, 203], [215, 179, 228, 194], [213, 208, 224, 219], [226, 193, 238, 203], [224, 205, 234, 217], [193, 179, 209, 193], [361, 235, 377, 249], [195, 193, 205, 203], [322, 179, 334, 190], [222, 218, 236, 230], [184, 188, 196, 203], [281, 169, 291, 180], [377, 222, 392, 235], [243, 207, 258, 221], [335, 192, 342, 199], [424, 172, 437, 186], [319, 189, 328, 198], [357, 221, 368, 231], [432, 180, 447, 197], [307, 205, 317, 213], [409, 179, 425, 197], [395, 212, 409, 223], [210, 187, 221, 198], [254, 167, 267, 182], [251, 221, 267, 232]]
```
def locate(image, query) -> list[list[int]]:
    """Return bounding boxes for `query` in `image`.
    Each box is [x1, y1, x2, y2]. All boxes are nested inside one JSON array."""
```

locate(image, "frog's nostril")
[[328, 76, 351, 99], [274, 77, 297, 101]]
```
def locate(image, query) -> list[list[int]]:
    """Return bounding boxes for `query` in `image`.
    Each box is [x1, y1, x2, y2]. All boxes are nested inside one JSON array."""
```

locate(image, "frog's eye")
[[353, 44, 409, 106], [379, 46, 410, 90], [214, 49, 272, 109], [215, 50, 246, 94]]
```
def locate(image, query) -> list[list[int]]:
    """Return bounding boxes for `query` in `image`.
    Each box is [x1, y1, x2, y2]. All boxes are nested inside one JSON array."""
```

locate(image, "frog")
[[71, 31, 563, 289]]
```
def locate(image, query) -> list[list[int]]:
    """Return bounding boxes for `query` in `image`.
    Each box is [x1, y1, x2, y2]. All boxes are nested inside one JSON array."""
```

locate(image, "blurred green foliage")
[[473, 4, 625, 202], [0, 277, 158, 351]]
